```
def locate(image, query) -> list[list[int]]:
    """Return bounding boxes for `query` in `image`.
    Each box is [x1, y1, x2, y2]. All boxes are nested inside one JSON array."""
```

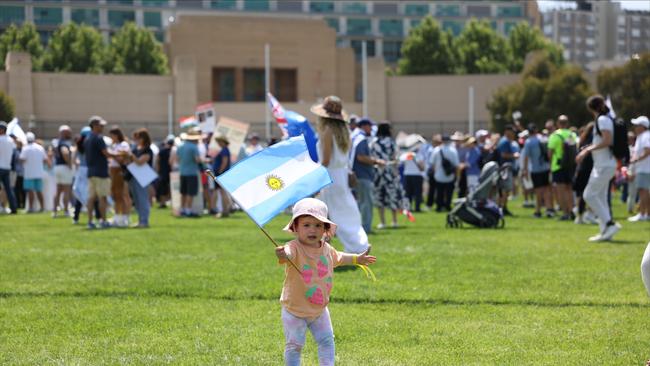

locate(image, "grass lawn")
[[1, 195, 649, 365]]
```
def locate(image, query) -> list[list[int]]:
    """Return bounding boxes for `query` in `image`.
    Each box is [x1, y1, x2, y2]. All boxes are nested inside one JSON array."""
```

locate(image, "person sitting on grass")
[[275, 198, 376, 366]]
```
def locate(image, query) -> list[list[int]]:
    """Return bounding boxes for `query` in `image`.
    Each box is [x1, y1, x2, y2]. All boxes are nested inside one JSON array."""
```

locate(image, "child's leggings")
[[282, 307, 335, 366]]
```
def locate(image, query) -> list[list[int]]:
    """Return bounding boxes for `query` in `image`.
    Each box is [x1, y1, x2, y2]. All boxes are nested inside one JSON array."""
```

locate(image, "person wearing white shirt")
[[0, 121, 17, 213], [430, 135, 459, 212], [402, 141, 427, 212], [20, 132, 49, 212], [628, 116, 650, 222], [577, 95, 621, 242]]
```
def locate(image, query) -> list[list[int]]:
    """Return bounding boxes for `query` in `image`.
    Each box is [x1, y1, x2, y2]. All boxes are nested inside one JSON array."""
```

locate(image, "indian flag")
[[216, 136, 332, 227]]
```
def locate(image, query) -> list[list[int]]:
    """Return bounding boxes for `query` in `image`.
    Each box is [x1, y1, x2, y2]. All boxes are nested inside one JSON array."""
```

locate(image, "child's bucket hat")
[[283, 198, 337, 237]]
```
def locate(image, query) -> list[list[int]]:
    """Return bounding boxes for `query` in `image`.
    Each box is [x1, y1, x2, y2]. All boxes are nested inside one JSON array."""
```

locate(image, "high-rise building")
[[0, 0, 538, 65], [542, 0, 650, 67]]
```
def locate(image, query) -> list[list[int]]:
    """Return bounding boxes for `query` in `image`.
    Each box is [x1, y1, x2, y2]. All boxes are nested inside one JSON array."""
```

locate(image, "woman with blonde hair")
[[311, 96, 369, 254], [108, 126, 131, 227]]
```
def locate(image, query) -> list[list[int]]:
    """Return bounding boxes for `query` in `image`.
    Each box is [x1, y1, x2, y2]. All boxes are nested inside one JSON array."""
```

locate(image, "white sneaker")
[[588, 233, 606, 242], [376, 223, 385, 230], [601, 222, 621, 241], [628, 213, 644, 222]]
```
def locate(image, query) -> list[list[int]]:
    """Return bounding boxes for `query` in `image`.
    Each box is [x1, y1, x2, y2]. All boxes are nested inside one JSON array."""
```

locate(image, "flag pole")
[[204, 169, 302, 274]]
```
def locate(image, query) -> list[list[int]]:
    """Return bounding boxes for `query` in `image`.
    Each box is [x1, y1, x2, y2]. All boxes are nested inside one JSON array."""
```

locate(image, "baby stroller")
[[446, 161, 507, 229]]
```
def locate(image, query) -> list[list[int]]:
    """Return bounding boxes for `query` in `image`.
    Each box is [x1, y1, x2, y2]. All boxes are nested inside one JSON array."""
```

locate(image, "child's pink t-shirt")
[[279, 239, 343, 318]]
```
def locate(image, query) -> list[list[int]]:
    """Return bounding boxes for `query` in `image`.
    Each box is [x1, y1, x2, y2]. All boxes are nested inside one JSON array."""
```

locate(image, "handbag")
[[348, 170, 358, 188]]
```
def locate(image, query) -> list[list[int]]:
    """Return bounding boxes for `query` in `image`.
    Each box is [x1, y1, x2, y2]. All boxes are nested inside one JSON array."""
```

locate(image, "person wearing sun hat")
[[310, 96, 370, 254], [212, 134, 231, 218], [628, 115, 650, 222], [175, 128, 202, 217], [275, 197, 376, 365]]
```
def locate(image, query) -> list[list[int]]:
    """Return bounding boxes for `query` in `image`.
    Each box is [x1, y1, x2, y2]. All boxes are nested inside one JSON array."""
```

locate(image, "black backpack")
[[558, 132, 577, 173], [537, 139, 550, 164], [595, 115, 629, 161], [440, 149, 456, 175]]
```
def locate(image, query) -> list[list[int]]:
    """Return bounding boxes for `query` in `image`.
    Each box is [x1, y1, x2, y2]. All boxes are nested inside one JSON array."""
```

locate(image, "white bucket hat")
[[283, 198, 337, 237]]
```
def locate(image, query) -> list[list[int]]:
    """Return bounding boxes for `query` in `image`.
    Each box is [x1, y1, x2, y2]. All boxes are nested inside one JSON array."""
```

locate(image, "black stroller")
[[446, 161, 508, 229]]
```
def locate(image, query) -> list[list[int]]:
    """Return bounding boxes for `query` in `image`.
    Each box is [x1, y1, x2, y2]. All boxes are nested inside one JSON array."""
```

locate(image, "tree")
[[598, 53, 650, 122], [0, 90, 15, 123], [106, 22, 168, 75], [454, 19, 511, 74], [0, 23, 44, 71], [508, 21, 564, 72], [397, 16, 456, 75], [487, 51, 593, 132], [42, 23, 106, 73]]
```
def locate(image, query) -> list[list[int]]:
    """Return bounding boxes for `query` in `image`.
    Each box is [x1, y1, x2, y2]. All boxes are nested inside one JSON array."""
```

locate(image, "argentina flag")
[[216, 135, 332, 227]]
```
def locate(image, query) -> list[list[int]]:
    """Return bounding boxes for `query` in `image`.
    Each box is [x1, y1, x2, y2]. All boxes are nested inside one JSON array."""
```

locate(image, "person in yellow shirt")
[[275, 198, 376, 366]]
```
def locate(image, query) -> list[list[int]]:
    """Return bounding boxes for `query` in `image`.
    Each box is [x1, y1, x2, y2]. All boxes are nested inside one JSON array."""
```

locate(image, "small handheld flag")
[[216, 135, 331, 227]]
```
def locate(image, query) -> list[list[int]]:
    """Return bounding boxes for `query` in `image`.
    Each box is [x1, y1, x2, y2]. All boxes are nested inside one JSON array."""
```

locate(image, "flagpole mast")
[[204, 169, 302, 274], [362, 40, 368, 117], [265, 43, 271, 141]]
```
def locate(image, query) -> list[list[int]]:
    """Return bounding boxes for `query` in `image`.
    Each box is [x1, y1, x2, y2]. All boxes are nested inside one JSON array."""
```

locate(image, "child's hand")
[[357, 246, 376, 265], [275, 246, 288, 260]]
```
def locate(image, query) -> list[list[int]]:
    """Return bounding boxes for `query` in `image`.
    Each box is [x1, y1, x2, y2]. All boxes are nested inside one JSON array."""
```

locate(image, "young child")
[[275, 198, 376, 366]]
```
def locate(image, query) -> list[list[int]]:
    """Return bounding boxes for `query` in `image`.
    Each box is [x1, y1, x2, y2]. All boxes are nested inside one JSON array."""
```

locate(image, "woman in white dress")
[[311, 96, 370, 254]]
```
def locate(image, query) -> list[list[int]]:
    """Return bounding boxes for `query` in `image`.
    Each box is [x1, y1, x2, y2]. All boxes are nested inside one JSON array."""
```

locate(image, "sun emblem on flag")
[[266, 174, 284, 191]]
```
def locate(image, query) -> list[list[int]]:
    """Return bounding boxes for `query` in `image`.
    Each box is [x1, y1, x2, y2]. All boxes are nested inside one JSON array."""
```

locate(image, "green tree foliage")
[[508, 21, 564, 72], [487, 51, 593, 132], [454, 19, 510, 74], [106, 22, 168, 75], [42, 23, 105, 73], [597, 53, 650, 122], [0, 90, 15, 123], [0, 23, 44, 71], [397, 16, 455, 75]]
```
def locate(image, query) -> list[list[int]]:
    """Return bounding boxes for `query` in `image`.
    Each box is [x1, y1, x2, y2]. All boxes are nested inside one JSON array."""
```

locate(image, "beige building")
[[0, 14, 571, 140]]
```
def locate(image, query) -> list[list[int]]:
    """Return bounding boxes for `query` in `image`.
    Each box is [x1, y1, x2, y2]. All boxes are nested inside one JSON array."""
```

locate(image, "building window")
[[374, 2, 397, 15], [410, 19, 421, 28], [405, 4, 428, 16], [108, 10, 135, 27], [34, 7, 63, 25], [273, 69, 297, 102], [436, 4, 460, 17], [277, 1, 302, 12], [504, 21, 517, 36], [617, 16, 626, 26], [350, 40, 375, 60], [383, 40, 402, 63], [141, 0, 169, 6], [631, 28, 641, 37], [342, 2, 367, 14], [325, 17, 339, 32], [0, 6, 24, 25], [211, 0, 236, 10], [380, 19, 403, 37], [310, 1, 334, 13], [497, 5, 523, 18], [244, 0, 269, 11], [243, 68, 265, 102], [467, 5, 491, 18], [347, 18, 372, 36], [442, 20, 463, 36], [107, 0, 134, 5], [144, 12, 161, 28], [212, 68, 236, 102], [71, 8, 99, 26]]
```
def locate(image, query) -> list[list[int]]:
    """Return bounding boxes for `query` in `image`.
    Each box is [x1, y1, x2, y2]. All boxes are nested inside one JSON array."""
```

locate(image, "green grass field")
[[1, 196, 649, 365]]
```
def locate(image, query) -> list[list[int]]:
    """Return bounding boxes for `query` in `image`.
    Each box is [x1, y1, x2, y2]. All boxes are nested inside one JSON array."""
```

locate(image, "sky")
[[537, 0, 650, 12]]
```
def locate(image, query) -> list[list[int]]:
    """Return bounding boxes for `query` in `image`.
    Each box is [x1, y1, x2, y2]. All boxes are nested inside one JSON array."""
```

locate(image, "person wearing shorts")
[[175, 129, 201, 217], [548, 115, 577, 221], [20, 132, 49, 212], [53, 125, 74, 217], [629, 116, 650, 222], [523, 124, 552, 218]]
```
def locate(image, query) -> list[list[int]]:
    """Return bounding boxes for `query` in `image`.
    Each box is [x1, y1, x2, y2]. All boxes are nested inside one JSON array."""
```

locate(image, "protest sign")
[[209, 116, 249, 160], [196, 103, 216, 133]]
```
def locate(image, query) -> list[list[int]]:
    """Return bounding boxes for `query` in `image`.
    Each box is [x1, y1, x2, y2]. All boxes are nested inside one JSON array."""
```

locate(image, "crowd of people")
[[0, 94, 648, 242]]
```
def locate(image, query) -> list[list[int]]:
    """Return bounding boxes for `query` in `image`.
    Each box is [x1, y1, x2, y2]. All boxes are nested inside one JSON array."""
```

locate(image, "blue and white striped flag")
[[216, 135, 332, 227]]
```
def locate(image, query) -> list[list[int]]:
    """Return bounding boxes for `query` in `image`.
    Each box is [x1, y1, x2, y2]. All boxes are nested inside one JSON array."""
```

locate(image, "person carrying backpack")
[[430, 134, 459, 212], [576, 95, 621, 242], [548, 115, 578, 220]]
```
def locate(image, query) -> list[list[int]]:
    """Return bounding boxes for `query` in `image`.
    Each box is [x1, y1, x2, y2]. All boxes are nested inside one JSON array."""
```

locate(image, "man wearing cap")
[[548, 115, 578, 220], [523, 123, 553, 218], [175, 129, 202, 217], [52, 124, 74, 217], [20, 132, 49, 212], [352, 118, 385, 233], [628, 116, 650, 222], [84, 116, 114, 229], [0, 121, 17, 214]]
